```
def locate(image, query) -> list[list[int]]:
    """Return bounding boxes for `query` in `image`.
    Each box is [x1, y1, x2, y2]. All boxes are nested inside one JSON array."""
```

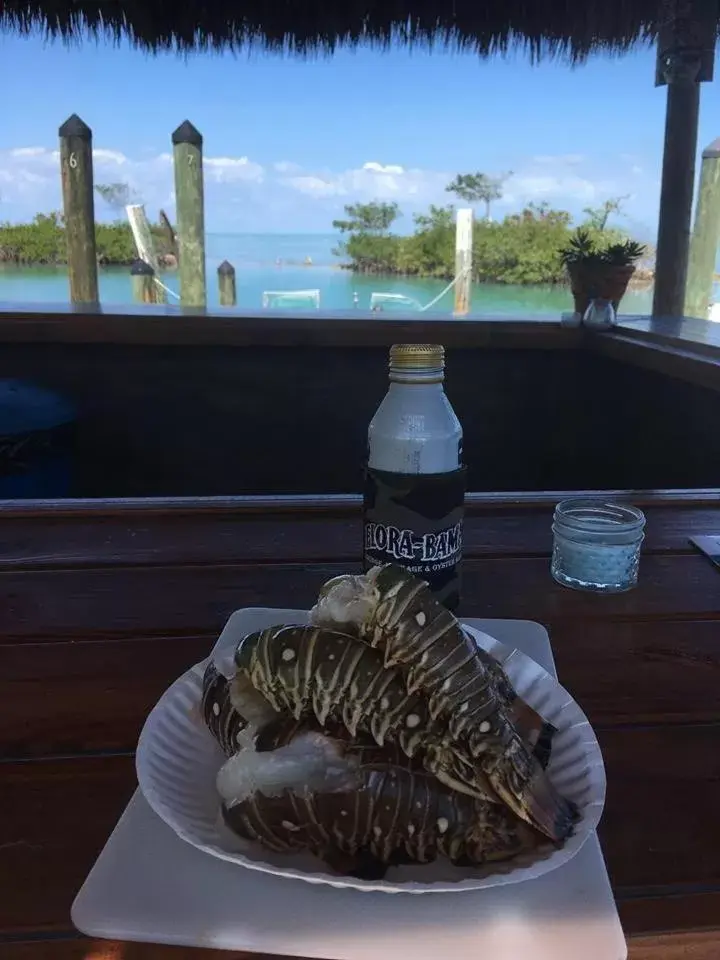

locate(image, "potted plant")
[[561, 228, 646, 317]]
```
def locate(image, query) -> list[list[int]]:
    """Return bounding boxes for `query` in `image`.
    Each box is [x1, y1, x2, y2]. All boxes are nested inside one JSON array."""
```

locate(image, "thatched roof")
[[0, 2, 681, 60], [6, 3, 720, 64]]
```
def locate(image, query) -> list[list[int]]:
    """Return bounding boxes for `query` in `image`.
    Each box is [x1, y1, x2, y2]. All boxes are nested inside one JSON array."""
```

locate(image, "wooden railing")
[[0, 311, 718, 498]]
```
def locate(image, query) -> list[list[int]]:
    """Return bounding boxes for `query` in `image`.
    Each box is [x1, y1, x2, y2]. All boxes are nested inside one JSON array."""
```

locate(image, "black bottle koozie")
[[363, 465, 467, 611]]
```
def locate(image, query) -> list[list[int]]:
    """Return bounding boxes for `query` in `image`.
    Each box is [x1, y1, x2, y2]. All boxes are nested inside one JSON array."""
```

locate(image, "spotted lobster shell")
[[312, 564, 555, 758], [310, 565, 575, 841], [201, 661, 248, 756], [232, 623, 576, 841], [222, 723, 544, 876]]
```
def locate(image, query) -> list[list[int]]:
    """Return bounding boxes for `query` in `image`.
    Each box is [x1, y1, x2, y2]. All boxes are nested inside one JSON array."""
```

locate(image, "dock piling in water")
[[131, 259, 160, 304], [126, 204, 167, 303], [217, 260, 237, 306], [58, 114, 99, 305], [172, 120, 206, 308], [454, 208, 473, 316]]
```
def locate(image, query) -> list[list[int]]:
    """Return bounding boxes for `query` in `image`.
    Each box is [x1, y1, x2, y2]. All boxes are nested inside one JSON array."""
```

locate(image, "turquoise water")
[[0, 232, 654, 316]]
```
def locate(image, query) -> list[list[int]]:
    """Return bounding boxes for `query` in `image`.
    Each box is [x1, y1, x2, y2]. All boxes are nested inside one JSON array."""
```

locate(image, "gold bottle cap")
[[389, 344, 445, 370]]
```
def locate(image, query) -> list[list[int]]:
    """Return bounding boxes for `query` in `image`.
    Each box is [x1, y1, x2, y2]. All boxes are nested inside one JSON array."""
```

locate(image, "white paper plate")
[[136, 612, 606, 894]]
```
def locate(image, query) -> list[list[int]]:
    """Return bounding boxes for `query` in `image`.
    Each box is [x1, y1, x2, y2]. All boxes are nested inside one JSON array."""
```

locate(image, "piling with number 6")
[[59, 114, 99, 305]]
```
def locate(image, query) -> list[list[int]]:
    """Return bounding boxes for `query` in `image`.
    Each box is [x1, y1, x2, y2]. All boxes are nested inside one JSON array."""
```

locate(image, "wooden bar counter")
[[1, 490, 719, 959]]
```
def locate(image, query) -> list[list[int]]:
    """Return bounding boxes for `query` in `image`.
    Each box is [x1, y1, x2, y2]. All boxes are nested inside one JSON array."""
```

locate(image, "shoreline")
[[0, 259, 656, 291]]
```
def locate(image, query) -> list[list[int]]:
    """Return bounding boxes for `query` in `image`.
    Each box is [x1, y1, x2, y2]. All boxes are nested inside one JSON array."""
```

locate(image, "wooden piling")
[[454, 208, 473, 316], [172, 120, 206, 308], [126, 204, 167, 303], [685, 138, 720, 320], [217, 260, 237, 306], [58, 114, 99, 304], [131, 259, 160, 304]]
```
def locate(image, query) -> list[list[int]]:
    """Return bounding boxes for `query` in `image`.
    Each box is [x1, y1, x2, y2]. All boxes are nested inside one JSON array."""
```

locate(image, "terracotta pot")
[[566, 262, 636, 317]]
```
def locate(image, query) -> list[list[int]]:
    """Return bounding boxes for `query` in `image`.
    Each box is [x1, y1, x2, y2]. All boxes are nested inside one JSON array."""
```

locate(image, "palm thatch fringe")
[[0, 1, 692, 61]]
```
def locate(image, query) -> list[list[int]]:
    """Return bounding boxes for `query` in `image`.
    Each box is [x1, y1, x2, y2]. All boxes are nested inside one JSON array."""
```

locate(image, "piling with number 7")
[[172, 120, 207, 308]]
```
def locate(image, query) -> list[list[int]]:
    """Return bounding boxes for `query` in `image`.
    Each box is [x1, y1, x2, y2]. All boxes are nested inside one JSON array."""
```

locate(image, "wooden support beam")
[[652, 66, 701, 318], [172, 120, 206, 308], [58, 114, 99, 305], [652, 0, 716, 318], [217, 261, 237, 306], [454, 208, 473, 316], [685, 139, 720, 319]]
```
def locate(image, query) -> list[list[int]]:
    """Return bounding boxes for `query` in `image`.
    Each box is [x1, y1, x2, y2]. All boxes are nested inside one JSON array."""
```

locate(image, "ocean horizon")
[[0, 231, 655, 316]]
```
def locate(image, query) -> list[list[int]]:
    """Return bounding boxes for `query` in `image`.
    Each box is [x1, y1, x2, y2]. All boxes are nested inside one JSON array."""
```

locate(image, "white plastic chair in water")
[[262, 289, 321, 310], [369, 292, 423, 312]]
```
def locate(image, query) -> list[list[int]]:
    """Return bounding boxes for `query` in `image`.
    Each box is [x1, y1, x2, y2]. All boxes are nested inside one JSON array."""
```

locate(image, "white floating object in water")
[[262, 289, 320, 310]]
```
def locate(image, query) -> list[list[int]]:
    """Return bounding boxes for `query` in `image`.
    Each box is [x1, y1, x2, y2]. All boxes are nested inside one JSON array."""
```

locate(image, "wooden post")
[[652, 1, 716, 317], [454, 208, 473, 316], [684, 138, 720, 319], [58, 114, 99, 304], [652, 73, 701, 317], [172, 120, 206, 308], [126, 204, 167, 304], [159, 209, 178, 259], [131, 259, 160, 304], [217, 260, 237, 306]]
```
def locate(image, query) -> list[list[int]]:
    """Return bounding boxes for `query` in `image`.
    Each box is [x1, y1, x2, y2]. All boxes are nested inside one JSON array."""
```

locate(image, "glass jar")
[[551, 500, 646, 592]]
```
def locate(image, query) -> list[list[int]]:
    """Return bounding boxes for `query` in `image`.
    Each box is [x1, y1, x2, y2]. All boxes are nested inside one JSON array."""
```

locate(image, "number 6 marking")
[[69, 152, 78, 169]]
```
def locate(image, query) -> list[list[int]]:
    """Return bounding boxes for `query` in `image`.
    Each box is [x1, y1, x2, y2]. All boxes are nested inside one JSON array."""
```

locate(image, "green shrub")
[[0, 212, 172, 266], [334, 199, 640, 285]]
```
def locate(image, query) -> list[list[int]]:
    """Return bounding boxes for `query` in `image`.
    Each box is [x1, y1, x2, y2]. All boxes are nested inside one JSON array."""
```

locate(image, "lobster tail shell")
[[310, 564, 557, 768], [201, 661, 248, 756], [221, 732, 543, 873]]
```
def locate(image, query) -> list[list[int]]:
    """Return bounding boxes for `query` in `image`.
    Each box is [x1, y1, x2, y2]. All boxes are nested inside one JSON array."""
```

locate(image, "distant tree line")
[[0, 183, 174, 266], [333, 171, 636, 285]]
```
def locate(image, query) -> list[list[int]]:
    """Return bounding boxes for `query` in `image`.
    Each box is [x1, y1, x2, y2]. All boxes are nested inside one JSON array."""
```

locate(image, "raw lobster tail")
[[201, 661, 248, 756], [310, 564, 557, 767], [204, 565, 579, 873], [309, 565, 576, 840], [233, 624, 446, 770], [220, 727, 545, 874], [231, 624, 576, 841]]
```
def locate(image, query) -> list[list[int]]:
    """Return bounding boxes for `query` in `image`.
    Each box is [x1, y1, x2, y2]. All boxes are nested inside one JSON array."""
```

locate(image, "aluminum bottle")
[[363, 343, 465, 609]]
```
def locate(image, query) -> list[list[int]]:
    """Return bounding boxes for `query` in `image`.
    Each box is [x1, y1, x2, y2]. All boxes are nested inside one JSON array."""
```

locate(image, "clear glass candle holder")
[[551, 499, 646, 593]]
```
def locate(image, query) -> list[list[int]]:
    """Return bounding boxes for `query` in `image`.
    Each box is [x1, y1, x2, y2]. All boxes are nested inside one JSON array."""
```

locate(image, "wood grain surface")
[[0, 554, 718, 644], [0, 502, 716, 568], [1, 493, 718, 959], [3, 935, 719, 960]]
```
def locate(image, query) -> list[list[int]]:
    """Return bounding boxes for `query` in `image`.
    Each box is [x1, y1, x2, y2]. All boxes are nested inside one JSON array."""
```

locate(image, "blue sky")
[[0, 31, 719, 235]]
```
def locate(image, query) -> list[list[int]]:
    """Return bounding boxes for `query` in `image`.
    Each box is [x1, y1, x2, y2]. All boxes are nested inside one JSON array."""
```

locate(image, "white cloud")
[[280, 161, 449, 204], [204, 156, 264, 183], [0, 143, 659, 233], [10, 147, 46, 158], [284, 175, 339, 197], [273, 160, 301, 174], [92, 148, 127, 165], [504, 174, 605, 204], [363, 161, 405, 175]]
